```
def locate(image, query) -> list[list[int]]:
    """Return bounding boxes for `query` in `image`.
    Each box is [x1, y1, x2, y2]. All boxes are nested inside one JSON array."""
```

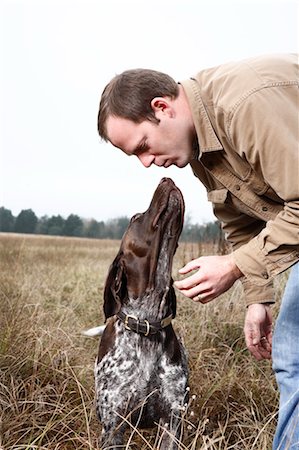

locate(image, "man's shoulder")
[[196, 53, 297, 81], [194, 54, 298, 109]]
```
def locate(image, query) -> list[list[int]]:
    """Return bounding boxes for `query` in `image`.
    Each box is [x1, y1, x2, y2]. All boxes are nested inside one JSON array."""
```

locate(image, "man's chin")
[[174, 160, 189, 169], [159, 159, 189, 169]]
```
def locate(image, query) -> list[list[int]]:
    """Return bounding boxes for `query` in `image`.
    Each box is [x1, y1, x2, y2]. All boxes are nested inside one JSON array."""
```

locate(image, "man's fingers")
[[244, 304, 273, 360], [245, 329, 272, 360], [250, 340, 271, 360], [174, 279, 196, 291], [178, 259, 200, 274]]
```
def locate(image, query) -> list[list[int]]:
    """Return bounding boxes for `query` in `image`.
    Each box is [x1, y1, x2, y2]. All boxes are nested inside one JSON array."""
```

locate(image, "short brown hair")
[[97, 69, 179, 141]]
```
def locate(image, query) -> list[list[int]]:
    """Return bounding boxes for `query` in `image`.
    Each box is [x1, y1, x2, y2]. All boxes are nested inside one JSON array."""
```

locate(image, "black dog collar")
[[117, 310, 173, 336]]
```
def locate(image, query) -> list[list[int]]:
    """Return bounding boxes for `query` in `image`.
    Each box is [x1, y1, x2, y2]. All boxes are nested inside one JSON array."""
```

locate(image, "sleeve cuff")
[[241, 278, 275, 306], [233, 237, 299, 287], [233, 238, 271, 285]]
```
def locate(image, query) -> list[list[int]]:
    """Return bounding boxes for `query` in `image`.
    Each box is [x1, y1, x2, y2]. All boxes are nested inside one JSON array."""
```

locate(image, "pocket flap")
[[207, 189, 229, 203]]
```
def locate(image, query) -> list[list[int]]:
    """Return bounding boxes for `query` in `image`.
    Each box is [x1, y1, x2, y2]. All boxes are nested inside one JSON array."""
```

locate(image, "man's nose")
[[138, 154, 154, 168]]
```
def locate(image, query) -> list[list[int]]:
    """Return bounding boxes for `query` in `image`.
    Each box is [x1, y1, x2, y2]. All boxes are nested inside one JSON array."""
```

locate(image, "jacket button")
[[262, 271, 269, 279], [262, 206, 268, 211], [235, 185, 241, 191]]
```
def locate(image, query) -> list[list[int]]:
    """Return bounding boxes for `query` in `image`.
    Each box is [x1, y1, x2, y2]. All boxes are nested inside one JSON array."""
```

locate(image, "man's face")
[[105, 96, 195, 169]]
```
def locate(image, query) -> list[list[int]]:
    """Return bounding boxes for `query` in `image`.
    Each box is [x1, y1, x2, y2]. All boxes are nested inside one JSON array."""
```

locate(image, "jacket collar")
[[180, 77, 223, 156]]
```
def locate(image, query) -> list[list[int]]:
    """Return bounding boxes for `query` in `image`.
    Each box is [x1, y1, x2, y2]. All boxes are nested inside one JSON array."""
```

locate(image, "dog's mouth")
[[151, 178, 184, 237], [121, 178, 184, 298], [146, 178, 184, 292]]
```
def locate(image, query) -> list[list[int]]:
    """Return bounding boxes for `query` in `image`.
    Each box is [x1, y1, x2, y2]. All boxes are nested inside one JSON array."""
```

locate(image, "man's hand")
[[174, 254, 243, 303], [174, 255, 272, 360], [244, 303, 272, 360]]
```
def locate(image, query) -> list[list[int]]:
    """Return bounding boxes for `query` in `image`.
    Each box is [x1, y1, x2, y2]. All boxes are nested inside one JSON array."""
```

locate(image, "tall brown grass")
[[0, 233, 288, 449]]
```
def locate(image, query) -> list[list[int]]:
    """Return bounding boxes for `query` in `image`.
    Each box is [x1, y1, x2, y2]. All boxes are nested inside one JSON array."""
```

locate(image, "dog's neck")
[[121, 288, 172, 322]]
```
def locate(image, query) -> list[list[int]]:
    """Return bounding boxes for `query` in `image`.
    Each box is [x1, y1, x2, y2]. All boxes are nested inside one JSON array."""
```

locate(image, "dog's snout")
[[159, 177, 174, 187]]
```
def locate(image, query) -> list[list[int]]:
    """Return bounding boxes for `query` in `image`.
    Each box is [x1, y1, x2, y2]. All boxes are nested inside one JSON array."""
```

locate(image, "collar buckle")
[[124, 314, 137, 331]]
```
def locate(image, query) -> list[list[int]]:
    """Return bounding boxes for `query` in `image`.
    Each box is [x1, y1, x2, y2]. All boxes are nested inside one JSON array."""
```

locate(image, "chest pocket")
[[219, 150, 270, 195]]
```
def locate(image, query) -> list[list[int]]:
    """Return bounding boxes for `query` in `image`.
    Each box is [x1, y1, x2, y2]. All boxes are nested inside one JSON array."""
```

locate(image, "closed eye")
[[130, 213, 142, 222], [134, 139, 149, 156]]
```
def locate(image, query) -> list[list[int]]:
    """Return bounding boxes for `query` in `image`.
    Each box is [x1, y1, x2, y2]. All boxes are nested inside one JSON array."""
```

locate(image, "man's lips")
[[153, 158, 165, 167], [154, 158, 173, 168]]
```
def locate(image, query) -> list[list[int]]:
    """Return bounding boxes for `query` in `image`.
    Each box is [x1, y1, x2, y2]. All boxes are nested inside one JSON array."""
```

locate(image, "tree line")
[[0, 206, 223, 243]]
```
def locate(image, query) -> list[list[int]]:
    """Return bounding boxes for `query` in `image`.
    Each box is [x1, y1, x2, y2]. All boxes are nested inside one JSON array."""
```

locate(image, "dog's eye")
[[131, 213, 142, 222]]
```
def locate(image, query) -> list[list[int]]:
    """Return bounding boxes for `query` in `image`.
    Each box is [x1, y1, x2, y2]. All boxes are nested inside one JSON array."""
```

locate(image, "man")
[[97, 54, 299, 449]]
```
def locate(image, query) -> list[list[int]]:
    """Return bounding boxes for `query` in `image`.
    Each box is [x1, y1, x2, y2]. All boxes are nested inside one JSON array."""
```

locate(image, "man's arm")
[[229, 83, 299, 291]]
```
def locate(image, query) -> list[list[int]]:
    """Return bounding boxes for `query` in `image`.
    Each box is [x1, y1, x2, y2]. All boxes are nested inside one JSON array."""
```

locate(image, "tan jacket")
[[181, 54, 299, 306]]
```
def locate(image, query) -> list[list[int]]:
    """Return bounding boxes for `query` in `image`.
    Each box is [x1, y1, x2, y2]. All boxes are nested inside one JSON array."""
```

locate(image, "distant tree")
[[202, 221, 222, 243], [84, 219, 106, 238], [63, 214, 83, 237], [36, 215, 49, 235], [106, 216, 130, 239], [47, 215, 65, 235], [181, 219, 223, 243], [14, 209, 38, 234], [0, 207, 15, 232], [181, 214, 199, 242], [116, 217, 130, 237]]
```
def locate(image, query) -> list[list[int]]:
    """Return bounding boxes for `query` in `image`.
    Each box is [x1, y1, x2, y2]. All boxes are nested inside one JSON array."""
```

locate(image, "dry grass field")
[[0, 233, 288, 449]]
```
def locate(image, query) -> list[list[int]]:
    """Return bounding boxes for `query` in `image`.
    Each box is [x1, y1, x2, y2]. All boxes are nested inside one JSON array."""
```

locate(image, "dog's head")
[[103, 177, 184, 319]]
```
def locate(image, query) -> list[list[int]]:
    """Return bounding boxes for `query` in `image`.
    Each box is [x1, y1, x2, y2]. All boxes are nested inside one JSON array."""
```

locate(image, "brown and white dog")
[[94, 177, 188, 449]]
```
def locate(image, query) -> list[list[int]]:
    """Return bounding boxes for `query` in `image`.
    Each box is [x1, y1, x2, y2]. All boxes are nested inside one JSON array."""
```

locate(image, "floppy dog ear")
[[103, 253, 127, 320]]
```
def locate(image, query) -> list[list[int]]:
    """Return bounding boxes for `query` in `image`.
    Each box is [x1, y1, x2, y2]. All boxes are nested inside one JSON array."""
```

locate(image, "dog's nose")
[[160, 177, 172, 185]]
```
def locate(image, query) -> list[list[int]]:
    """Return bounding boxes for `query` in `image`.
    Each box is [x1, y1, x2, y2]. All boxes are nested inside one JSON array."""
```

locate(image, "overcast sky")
[[1, 0, 298, 224]]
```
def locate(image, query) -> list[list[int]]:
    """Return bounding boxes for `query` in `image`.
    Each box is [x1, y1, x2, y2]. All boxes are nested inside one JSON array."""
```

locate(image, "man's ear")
[[103, 253, 127, 320], [150, 97, 174, 117]]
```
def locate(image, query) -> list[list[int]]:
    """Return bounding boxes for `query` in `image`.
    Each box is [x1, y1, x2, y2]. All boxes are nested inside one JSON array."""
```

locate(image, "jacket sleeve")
[[211, 197, 276, 306], [226, 83, 299, 296]]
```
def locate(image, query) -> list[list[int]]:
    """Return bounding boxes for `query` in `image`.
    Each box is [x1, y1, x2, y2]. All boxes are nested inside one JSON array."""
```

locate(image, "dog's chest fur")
[[95, 320, 188, 428]]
